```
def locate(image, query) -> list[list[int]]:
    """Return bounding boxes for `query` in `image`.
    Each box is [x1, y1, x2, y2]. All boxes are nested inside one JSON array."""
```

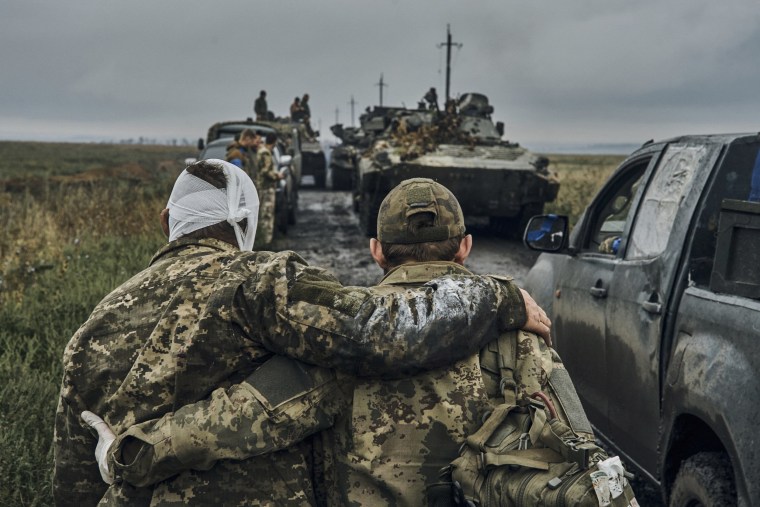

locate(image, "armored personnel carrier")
[[329, 106, 415, 192], [354, 93, 559, 237]]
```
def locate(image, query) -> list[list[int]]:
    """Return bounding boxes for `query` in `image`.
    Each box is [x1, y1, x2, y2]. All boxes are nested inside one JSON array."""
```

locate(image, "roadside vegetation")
[[0, 142, 621, 505], [0, 141, 191, 505], [542, 153, 625, 227]]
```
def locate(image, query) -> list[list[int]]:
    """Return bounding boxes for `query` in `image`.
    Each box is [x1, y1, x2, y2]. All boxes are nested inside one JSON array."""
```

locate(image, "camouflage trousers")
[[255, 187, 276, 248]]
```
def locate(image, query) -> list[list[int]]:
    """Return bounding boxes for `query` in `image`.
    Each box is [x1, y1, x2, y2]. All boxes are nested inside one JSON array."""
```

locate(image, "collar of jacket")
[[149, 237, 238, 266], [379, 260, 472, 286]]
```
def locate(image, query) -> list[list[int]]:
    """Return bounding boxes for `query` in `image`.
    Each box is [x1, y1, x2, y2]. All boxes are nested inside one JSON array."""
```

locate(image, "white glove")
[[81, 410, 116, 484]]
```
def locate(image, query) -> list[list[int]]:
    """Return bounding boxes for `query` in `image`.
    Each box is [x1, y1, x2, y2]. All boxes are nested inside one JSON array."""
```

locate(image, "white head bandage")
[[167, 159, 259, 251]]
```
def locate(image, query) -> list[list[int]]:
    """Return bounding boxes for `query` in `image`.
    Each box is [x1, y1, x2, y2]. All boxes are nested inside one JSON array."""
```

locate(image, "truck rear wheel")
[[359, 192, 379, 237], [314, 170, 326, 189], [669, 452, 735, 507], [331, 169, 353, 191]]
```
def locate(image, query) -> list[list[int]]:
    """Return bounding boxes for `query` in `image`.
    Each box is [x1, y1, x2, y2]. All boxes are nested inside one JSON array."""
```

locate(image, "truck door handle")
[[641, 301, 662, 315], [589, 287, 607, 298]]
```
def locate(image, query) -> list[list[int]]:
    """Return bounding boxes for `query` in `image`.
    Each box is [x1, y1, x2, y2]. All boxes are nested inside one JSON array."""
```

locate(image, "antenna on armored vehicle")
[[437, 24, 462, 103], [348, 95, 356, 127], [375, 73, 388, 106]]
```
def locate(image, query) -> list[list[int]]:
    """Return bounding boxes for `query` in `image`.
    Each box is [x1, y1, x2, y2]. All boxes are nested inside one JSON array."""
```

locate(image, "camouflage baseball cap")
[[377, 178, 466, 244]]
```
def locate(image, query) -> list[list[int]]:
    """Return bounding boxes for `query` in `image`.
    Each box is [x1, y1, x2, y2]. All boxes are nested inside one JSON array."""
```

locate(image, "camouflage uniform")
[[94, 179, 546, 506], [226, 141, 258, 182], [106, 262, 549, 507], [255, 144, 279, 248], [53, 236, 527, 506], [319, 261, 494, 506]]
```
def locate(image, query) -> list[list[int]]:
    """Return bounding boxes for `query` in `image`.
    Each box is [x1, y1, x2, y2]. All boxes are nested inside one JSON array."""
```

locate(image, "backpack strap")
[[495, 330, 519, 405]]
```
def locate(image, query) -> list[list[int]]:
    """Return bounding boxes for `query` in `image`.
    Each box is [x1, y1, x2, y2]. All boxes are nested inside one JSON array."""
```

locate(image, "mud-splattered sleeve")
[[242, 252, 527, 376]]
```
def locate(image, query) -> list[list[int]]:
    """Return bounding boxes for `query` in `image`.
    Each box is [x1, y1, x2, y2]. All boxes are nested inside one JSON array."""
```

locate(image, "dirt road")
[[271, 187, 540, 286]]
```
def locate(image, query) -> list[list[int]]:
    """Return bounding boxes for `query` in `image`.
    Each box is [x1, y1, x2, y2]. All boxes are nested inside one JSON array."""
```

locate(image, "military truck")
[[201, 118, 305, 186], [523, 133, 760, 506], [198, 118, 301, 228], [257, 118, 326, 188], [353, 93, 559, 237]]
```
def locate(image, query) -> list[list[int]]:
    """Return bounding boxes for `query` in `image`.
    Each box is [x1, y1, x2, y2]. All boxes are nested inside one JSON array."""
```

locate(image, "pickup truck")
[[523, 133, 760, 506]]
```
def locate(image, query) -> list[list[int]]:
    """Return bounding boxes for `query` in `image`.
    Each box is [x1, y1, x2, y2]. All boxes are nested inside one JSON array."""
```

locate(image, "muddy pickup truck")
[[523, 133, 760, 506]]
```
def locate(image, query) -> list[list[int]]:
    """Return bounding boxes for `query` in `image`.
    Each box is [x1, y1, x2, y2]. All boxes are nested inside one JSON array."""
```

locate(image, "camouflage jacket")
[[256, 145, 279, 190], [225, 141, 258, 180], [53, 239, 527, 506], [106, 262, 544, 506], [319, 261, 494, 506]]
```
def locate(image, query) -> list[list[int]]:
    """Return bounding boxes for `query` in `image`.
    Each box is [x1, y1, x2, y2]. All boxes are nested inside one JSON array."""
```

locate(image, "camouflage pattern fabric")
[[225, 141, 258, 182], [53, 237, 527, 506], [376, 177, 466, 244], [255, 146, 279, 190], [318, 261, 492, 506], [255, 186, 276, 248], [255, 145, 278, 247], [598, 235, 620, 255]]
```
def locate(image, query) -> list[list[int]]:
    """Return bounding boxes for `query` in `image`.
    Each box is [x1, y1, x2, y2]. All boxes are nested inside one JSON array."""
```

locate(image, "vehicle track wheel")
[[669, 452, 736, 507]]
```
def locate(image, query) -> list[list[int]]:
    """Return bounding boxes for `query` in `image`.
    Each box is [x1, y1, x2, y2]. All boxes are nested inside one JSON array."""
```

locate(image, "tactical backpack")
[[429, 330, 639, 507]]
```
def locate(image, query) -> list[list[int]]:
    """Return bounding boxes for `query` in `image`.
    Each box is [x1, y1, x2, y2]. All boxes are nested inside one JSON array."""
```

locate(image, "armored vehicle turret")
[[354, 93, 559, 237], [329, 106, 417, 192]]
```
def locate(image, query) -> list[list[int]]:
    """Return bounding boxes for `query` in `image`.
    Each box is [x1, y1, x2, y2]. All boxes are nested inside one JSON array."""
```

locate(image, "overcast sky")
[[2, 0, 759, 150]]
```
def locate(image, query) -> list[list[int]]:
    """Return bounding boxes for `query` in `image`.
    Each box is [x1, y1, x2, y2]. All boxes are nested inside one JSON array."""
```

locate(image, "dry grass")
[[542, 153, 626, 227]]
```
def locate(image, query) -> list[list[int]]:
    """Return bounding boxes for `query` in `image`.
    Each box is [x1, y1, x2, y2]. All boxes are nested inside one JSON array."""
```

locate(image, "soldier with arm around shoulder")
[[55, 163, 548, 506]]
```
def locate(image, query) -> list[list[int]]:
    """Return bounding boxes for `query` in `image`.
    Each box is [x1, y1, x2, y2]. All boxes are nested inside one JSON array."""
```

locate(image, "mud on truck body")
[[354, 93, 559, 237], [523, 133, 760, 506]]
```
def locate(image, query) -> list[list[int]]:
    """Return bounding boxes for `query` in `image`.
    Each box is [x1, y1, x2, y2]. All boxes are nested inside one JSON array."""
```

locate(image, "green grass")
[[0, 141, 188, 505], [0, 141, 192, 179]]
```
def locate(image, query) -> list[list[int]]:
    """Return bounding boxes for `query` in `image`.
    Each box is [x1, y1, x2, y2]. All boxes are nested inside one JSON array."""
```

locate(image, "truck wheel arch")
[[663, 414, 735, 504]]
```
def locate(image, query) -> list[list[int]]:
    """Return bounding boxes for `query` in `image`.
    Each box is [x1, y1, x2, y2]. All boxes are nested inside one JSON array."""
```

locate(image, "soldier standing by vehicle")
[[254, 90, 268, 121], [225, 128, 259, 181], [254, 133, 283, 248], [290, 96, 303, 121], [423, 86, 439, 111], [300, 93, 311, 121], [54, 163, 549, 506]]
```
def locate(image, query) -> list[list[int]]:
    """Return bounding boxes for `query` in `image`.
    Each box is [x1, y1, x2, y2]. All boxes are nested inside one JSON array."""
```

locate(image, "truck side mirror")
[[197, 138, 205, 151], [524, 214, 568, 252], [496, 121, 505, 137]]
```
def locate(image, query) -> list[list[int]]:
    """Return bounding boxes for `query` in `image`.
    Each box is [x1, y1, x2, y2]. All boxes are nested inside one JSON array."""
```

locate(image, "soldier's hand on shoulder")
[[520, 288, 552, 347]]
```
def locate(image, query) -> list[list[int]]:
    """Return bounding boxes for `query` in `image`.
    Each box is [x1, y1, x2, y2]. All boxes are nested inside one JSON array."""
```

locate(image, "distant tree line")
[[116, 137, 195, 146]]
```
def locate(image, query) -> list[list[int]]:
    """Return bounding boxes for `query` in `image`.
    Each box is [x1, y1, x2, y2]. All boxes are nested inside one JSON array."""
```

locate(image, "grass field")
[[0, 142, 622, 505], [0, 142, 192, 505]]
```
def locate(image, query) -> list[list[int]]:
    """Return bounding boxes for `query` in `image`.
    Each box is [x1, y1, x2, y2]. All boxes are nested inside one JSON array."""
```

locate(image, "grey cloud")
[[2, 0, 759, 145]]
